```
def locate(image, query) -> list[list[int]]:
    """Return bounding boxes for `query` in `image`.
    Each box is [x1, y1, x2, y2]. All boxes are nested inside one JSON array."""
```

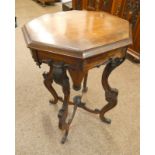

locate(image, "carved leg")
[[57, 73, 70, 131], [50, 62, 71, 143], [100, 57, 125, 124], [42, 64, 59, 104], [82, 73, 88, 93], [61, 97, 78, 144]]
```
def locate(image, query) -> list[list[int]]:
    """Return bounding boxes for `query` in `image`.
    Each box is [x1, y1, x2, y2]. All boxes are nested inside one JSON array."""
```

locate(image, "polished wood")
[[72, 0, 113, 12], [82, 72, 88, 92], [22, 11, 131, 59], [22, 11, 132, 144], [43, 60, 60, 104], [72, 0, 140, 61], [117, 0, 140, 61], [100, 56, 125, 123]]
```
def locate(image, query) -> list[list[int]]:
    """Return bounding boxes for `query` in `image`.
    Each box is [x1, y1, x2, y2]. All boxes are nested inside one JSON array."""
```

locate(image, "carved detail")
[[88, 0, 96, 7], [43, 61, 59, 104], [42, 56, 126, 143], [123, 0, 140, 29], [42, 61, 71, 143], [86, 0, 113, 11], [76, 0, 83, 10], [30, 49, 42, 68], [44, 62, 69, 131], [44, 62, 77, 144], [100, 57, 125, 124], [104, 0, 112, 7], [101, 0, 113, 12]]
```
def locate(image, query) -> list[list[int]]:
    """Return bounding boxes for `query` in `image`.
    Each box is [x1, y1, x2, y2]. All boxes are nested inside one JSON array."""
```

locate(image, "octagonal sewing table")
[[22, 10, 132, 144]]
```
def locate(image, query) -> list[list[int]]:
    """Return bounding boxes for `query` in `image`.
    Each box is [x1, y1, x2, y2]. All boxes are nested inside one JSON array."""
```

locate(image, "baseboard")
[[62, 1, 72, 11], [127, 48, 140, 63]]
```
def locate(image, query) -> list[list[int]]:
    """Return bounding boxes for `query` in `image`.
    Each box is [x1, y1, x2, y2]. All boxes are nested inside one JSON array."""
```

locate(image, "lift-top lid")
[[22, 10, 132, 59]]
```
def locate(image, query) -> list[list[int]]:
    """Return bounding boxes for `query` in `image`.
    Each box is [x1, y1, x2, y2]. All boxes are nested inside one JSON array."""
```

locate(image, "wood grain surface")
[[22, 10, 132, 58]]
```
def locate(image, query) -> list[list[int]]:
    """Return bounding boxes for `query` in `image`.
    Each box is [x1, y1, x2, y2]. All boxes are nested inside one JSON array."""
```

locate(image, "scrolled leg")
[[100, 57, 125, 124], [61, 97, 78, 144], [58, 73, 70, 131], [43, 63, 59, 104], [50, 62, 71, 143]]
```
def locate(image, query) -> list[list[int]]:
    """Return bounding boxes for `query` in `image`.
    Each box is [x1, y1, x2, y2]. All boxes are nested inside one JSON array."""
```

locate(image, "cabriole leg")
[[51, 62, 73, 144], [43, 62, 59, 104], [100, 57, 125, 124]]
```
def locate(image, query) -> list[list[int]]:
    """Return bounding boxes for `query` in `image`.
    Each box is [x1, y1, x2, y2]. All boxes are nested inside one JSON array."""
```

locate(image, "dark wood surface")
[[22, 11, 132, 59], [22, 11, 132, 143], [72, 0, 140, 62]]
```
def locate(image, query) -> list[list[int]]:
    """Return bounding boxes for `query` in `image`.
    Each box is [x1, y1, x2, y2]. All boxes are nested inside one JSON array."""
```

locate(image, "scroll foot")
[[100, 117, 111, 124], [61, 130, 69, 144], [49, 99, 58, 105]]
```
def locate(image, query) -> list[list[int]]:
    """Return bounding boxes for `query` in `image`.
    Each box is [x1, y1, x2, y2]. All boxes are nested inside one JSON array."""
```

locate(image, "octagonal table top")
[[22, 10, 132, 59]]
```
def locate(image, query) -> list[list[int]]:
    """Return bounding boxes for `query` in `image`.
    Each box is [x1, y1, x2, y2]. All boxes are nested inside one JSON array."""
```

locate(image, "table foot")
[[49, 96, 63, 105], [61, 133, 68, 144], [101, 117, 111, 124], [61, 99, 78, 144], [49, 99, 57, 104], [100, 58, 125, 123]]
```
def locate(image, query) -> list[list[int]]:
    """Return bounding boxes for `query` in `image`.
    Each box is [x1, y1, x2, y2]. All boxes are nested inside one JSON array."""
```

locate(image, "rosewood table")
[[22, 10, 132, 144]]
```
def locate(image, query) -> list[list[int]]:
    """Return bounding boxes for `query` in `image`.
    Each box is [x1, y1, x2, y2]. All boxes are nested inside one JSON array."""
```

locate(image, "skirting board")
[[127, 48, 140, 63]]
